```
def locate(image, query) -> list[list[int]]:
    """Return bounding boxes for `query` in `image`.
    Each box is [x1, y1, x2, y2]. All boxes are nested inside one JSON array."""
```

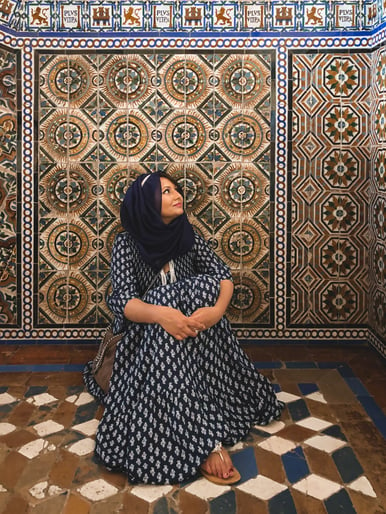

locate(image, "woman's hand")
[[188, 306, 223, 331], [156, 306, 205, 341]]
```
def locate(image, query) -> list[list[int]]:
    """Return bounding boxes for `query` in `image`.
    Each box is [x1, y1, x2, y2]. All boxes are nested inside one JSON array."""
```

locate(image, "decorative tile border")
[[0, 1, 384, 33]]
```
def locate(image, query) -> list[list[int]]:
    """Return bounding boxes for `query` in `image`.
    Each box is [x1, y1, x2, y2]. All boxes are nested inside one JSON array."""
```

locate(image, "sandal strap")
[[211, 442, 224, 462]]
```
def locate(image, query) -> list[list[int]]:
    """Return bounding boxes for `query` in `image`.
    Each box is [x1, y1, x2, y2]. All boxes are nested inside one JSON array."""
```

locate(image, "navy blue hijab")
[[120, 172, 195, 270]]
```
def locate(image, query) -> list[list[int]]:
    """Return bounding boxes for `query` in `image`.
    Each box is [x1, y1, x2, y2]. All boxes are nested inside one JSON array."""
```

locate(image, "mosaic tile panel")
[[369, 46, 386, 346], [36, 51, 274, 327], [0, 0, 382, 33], [0, 46, 18, 327], [0, 361, 384, 513], [290, 52, 371, 327]]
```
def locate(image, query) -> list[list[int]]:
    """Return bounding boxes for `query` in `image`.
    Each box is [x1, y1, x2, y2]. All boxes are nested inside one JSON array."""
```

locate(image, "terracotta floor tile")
[[254, 447, 286, 483], [62, 493, 90, 514], [1, 428, 37, 449], [27, 494, 68, 514], [235, 489, 268, 514], [303, 446, 343, 484], [349, 488, 384, 514], [122, 491, 152, 514], [16, 452, 58, 489], [291, 488, 327, 514], [0, 495, 29, 514], [276, 424, 316, 443], [89, 491, 126, 513], [48, 449, 80, 489], [0, 451, 28, 489], [7, 401, 35, 426], [178, 490, 208, 514]]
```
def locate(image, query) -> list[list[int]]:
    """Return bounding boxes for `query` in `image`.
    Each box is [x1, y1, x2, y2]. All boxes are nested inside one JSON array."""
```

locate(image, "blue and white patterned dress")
[[83, 231, 284, 484]]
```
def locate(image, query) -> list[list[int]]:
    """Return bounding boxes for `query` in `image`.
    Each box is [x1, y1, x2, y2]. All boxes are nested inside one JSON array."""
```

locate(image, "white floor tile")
[[67, 437, 95, 456], [33, 420, 64, 436], [66, 392, 95, 406], [237, 475, 287, 500], [185, 477, 231, 500], [131, 484, 173, 503], [18, 438, 56, 459], [306, 391, 327, 404], [258, 435, 297, 455], [348, 476, 377, 498], [293, 474, 341, 500], [0, 422, 16, 435], [0, 392, 17, 405], [29, 481, 64, 499], [78, 479, 118, 501], [304, 434, 346, 453], [296, 417, 332, 431], [276, 391, 301, 403], [72, 419, 99, 436], [26, 393, 58, 406]]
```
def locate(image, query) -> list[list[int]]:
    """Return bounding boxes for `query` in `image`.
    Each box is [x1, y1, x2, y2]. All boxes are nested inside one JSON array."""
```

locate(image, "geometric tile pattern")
[[290, 53, 371, 326], [369, 46, 386, 347], [1, 1, 381, 34], [0, 362, 384, 514], [0, 15, 385, 360], [36, 51, 273, 327], [0, 47, 18, 327]]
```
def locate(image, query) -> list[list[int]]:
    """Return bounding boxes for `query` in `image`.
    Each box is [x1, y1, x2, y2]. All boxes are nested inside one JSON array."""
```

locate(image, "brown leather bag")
[[91, 273, 160, 393], [91, 325, 123, 394]]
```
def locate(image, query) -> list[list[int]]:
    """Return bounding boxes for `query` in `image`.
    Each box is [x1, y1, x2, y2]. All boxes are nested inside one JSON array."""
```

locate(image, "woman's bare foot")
[[201, 447, 235, 480]]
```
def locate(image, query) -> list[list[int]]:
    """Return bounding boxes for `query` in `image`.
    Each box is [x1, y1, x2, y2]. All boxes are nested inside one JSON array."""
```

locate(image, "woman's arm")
[[124, 298, 205, 341], [188, 279, 234, 329]]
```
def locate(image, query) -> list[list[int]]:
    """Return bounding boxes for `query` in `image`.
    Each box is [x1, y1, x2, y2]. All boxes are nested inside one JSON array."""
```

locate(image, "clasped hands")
[[158, 305, 222, 341]]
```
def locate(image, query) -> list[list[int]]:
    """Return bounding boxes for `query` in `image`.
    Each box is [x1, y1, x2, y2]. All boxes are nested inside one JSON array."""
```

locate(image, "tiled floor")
[[0, 343, 385, 514]]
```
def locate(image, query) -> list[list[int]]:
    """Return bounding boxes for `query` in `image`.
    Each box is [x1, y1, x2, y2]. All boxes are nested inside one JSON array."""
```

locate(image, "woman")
[[84, 171, 284, 485]]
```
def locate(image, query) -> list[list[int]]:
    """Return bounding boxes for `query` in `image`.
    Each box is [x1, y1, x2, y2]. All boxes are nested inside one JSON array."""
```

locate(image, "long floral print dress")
[[83, 231, 284, 485]]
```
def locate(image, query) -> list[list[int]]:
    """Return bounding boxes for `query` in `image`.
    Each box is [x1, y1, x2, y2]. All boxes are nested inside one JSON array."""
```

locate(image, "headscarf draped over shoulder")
[[120, 172, 195, 270]]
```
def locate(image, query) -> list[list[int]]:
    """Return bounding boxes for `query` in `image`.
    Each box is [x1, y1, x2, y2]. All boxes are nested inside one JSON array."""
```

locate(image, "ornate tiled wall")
[[290, 52, 370, 327], [370, 46, 386, 348], [36, 51, 273, 327], [0, 1, 385, 357]]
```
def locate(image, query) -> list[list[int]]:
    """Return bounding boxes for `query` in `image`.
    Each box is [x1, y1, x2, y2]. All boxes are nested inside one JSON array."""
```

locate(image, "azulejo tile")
[[304, 434, 347, 453], [66, 436, 95, 456], [282, 446, 310, 484], [296, 416, 332, 431], [72, 418, 99, 436], [292, 474, 342, 501], [32, 420, 65, 437], [0, 422, 16, 435], [18, 438, 56, 459], [26, 393, 58, 406], [237, 475, 287, 501], [0, 359, 384, 513], [258, 435, 297, 456], [78, 478, 118, 501], [28, 480, 64, 500], [347, 476, 377, 498], [0, 392, 17, 405], [131, 483, 173, 503], [184, 477, 231, 500]]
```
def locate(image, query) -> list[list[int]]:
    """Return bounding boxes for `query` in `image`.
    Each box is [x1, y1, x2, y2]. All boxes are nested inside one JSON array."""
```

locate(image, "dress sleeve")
[[106, 232, 141, 319], [193, 233, 233, 281]]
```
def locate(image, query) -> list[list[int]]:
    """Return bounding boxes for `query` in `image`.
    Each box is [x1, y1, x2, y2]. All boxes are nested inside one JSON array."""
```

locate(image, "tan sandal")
[[200, 444, 241, 485]]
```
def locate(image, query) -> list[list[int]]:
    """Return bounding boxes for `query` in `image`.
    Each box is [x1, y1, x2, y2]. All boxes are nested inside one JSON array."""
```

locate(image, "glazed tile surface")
[[0, 350, 384, 514]]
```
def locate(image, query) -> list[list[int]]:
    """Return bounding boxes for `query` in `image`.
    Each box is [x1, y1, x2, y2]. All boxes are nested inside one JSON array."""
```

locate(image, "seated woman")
[[83, 171, 284, 486]]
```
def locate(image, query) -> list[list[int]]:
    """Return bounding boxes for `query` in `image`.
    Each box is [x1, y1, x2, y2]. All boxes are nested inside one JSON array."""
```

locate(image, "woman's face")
[[160, 177, 184, 224]]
